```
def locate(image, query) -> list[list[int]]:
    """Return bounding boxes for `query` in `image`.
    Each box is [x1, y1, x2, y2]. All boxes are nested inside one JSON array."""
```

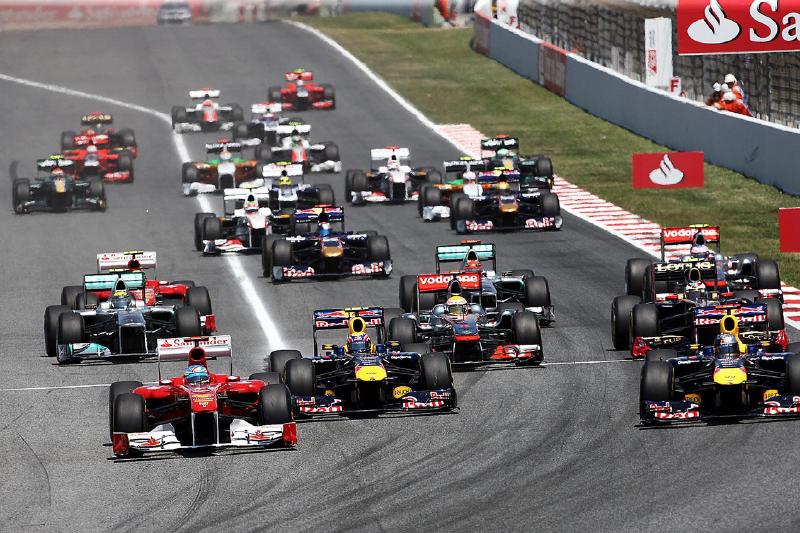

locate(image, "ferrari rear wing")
[[156, 335, 233, 380], [481, 136, 519, 152], [96, 251, 157, 273], [205, 142, 242, 154], [660, 225, 721, 260], [435, 242, 496, 273], [81, 112, 112, 125], [83, 271, 146, 293], [190, 88, 220, 99], [371, 147, 409, 161]]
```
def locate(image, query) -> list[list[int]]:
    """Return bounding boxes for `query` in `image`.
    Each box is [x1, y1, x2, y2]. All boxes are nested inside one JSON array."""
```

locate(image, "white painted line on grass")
[[0, 72, 283, 348]]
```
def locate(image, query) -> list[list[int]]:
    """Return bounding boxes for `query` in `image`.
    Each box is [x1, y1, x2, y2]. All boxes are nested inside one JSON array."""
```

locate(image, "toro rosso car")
[[254, 122, 341, 174], [171, 89, 244, 133], [267, 68, 335, 110], [43, 271, 216, 363], [266, 307, 455, 416], [612, 225, 785, 353], [398, 241, 554, 323], [181, 141, 264, 195], [388, 279, 543, 368], [264, 226, 391, 282], [345, 147, 442, 204], [12, 157, 106, 214], [110, 336, 296, 457], [61, 112, 137, 157], [639, 314, 800, 423]]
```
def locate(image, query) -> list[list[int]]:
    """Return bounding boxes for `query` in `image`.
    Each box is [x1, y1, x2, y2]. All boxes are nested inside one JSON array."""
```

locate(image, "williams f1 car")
[[13, 156, 106, 214], [266, 307, 455, 416], [267, 68, 335, 110], [345, 147, 442, 204], [110, 335, 296, 457], [171, 89, 244, 133]]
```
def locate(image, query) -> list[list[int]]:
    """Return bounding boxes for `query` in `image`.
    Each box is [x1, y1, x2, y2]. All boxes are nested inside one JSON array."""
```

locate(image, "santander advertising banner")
[[632, 151, 705, 189], [679, 0, 800, 54]]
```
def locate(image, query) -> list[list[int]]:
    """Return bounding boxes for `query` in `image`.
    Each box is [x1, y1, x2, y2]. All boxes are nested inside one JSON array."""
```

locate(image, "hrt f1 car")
[[266, 307, 456, 416], [345, 147, 442, 204], [110, 335, 296, 457], [267, 68, 335, 110], [12, 157, 106, 214], [171, 89, 244, 133]]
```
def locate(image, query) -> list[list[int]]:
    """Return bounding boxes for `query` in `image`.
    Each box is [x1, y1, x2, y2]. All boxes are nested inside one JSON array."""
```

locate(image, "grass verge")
[[304, 13, 800, 285]]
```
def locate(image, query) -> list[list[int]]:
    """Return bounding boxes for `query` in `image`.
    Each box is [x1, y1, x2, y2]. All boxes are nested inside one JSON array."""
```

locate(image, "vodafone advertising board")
[[631, 151, 704, 189], [679, 0, 800, 54]]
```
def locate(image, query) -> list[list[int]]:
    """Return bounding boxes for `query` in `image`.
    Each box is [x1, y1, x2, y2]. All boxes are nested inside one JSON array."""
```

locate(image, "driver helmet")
[[184, 364, 210, 385], [319, 221, 331, 237], [110, 289, 132, 309], [291, 129, 302, 144], [714, 333, 739, 358], [51, 167, 65, 177], [86, 144, 98, 154], [496, 148, 509, 157], [244, 194, 259, 213], [446, 295, 469, 319], [345, 333, 372, 354], [220, 149, 232, 162], [686, 279, 705, 293], [463, 171, 477, 184], [387, 155, 400, 171], [202, 98, 214, 108]]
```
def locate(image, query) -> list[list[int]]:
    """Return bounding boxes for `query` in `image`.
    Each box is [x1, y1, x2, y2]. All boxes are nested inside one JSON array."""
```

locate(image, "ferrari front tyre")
[[113, 393, 146, 434], [58, 312, 85, 345], [61, 130, 76, 151], [420, 353, 453, 390], [611, 295, 640, 350], [175, 305, 202, 337], [194, 212, 215, 251], [202, 216, 223, 241], [268, 349, 301, 376], [399, 275, 418, 312], [389, 317, 418, 346], [249, 372, 282, 385], [284, 358, 315, 397], [258, 384, 293, 425], [523, 276, 551, 307], [756, 260, 781, 290], [61, 285, 83, 309], [511, 311, 542, 346], [186, 286, 213, 316], [44, 305, 71, 357], [367, 235, 390, 261], [631, 302, 659, 339], [640, 361, 674, 402], [109, 381, 143, 438], [625, 258, 652, 297]]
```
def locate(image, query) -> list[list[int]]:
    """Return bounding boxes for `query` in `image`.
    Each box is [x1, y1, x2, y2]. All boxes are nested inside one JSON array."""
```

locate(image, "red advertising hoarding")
[[632, 151, 705, 189], [779, 208, 800, 253]]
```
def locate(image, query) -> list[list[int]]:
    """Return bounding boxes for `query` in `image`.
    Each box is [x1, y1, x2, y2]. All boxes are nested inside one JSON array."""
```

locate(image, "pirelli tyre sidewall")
[[625, 258, 652, 298], [420, 353, 453, 390], [285, 358, 315, 397], [258, 384, 294, 425], [611, 295, 640, 351], [640, 361, 674, 411], [389, 317, 417, 345], [113, 393, 146, 434], [108, 381, 143, 438], [175, 305, 202, 337], [44, 304, 71, 357]]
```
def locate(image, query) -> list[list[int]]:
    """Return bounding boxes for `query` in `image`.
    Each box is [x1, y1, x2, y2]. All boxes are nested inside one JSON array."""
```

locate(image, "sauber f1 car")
[[253, 122, 341, 174], [266, 307, 456, 416], [171, 89, 244, 133], [181, 141, 263, 195], [43, 271, 216, 363], [110, 336, 296, 457], [61, 112, 137, 157], [267, 68, 335, 110], [12, 156, 106, 214], [640, 314, 800, 423], [345, 147, 442, 204], [398, 241, 554, 323]]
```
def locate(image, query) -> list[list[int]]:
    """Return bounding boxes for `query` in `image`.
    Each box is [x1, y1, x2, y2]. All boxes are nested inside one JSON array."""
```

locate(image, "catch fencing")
[[517, 0, 800, 128]]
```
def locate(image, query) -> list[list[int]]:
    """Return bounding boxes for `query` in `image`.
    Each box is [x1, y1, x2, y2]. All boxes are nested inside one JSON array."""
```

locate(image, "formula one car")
[[61, 112, 137, 157], [62, 144, 134, 182], [171, 89, 244, 133], [345, 147, 441, 204], [398, 241, 554, 323], [267, 68, 335, 110], [195, 185, 343, 255], [388, 279, 543, 367], [233, 102, 302, 147], [263, 224, 391, 282], [110, 335, 296, 457], [639, 314, 800, 423], [480, 135, 554, 186], [181, 141, 263, 195], [43, 271, 216, 363], [259, 163, 335, 214], [266, 307, 456, 416], [12, 156, 106, 214], [612, 225, 785, 352], [254, 122, 341, 173]]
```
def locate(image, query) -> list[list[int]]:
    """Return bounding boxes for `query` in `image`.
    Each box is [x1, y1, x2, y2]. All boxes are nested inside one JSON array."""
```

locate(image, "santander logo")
[[649, 155, 685, 185], [687, 0, 741, 43]]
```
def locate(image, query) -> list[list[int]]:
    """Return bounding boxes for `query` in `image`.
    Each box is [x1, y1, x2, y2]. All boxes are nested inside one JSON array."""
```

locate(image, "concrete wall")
[[477, 18, 800, 196]]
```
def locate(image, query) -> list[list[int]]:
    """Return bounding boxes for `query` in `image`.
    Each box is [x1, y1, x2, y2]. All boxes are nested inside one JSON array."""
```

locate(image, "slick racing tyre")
[[640, 361, 674, 402], [625, 258, 652, 298], [267, 86, 282, 103], [268, 350, 302, 376], [230, 104, 244, 122], [611, 295, 640, 350], [315, 184, 335, 205], [787, 354, 800, 395], [540, 192, 560, 219], [109, 381, 143, 439], [536, 157, 553, 178], [118, 128, 136, 148], [182, 163, 198, 184], [12, 178, 30, 212], [233, 121, 249, 140], [175, 305, 202, 337], [631, 303, 659, 339], [420, 353, 453, 390], [323, 142, 339, 163], [194, 212, 215, 251], [511, 311, 542, 346], [389, 317, 417, 345], [249, 372, 282, 385], [44, 305, 71, 357], [58, 312, 85, 345], [756, 260, 781, 290], [61, 285, 83, 309], [758, 298, 784, 331], [285, 358, 315, 397], [186, 286, 213, 316], [321, 83, 336, 109], [258, 384, 293, 424], [367, 235, 390, 261], [261, 234, 281, 277], [202, 217, 223, 242], [113, 393, 146, 434], [399, 275, 418, 312], [419, 185, 442, 217], [271, 240, 293, 268], [523, 276, 550, 307]]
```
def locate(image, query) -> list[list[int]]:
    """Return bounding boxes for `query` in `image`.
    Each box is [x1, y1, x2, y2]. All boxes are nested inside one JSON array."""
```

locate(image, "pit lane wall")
[[476, 15, 800, 196]]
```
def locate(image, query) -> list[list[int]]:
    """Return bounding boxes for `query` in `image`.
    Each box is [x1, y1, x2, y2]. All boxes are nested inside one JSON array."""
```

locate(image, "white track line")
[[0, 72, 283, 347]]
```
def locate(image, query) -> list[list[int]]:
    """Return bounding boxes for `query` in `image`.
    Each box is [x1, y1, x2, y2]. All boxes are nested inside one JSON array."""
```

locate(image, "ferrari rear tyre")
[[269, 350, 301, 376], [258, 384, 293, 424], [285, 358, 315, 397], [611, 295, 640, 350], [61, 285, 82, 309], [186, 286, 212, 316], [175, 305, 202, 337], [389, 317, 417, 345], [420, 353, 453, 390], [44, 305, 71, 357], [58, 312, 85, 345], [113, 393, 146, 434], [640, 361, 674, 402], [109, 381, 143, 438], [194, 212, 215, 251]]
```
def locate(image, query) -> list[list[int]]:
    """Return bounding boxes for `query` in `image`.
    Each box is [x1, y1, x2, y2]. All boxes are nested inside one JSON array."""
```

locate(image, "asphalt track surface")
[[1, 22, 798, 533]]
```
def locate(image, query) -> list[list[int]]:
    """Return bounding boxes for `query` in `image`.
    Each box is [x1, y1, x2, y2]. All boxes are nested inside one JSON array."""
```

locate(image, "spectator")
[[720, 91, 752, 117], [725, 73, 746, 102], [705, 82, 723, 108]]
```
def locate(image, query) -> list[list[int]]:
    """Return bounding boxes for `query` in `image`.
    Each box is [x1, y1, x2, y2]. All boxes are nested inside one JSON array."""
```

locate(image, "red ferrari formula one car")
[[62, 144, 134, 182], [110, 335, 296, 457], [61, 112, 137, 157], [267, 68, 335, 110]]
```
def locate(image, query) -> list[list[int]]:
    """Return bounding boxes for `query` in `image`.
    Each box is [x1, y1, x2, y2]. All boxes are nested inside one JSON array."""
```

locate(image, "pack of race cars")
[[28, 67, 796, 461]]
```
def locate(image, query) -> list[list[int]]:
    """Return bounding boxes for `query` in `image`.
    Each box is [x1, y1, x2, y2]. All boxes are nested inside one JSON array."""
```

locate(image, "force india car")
[[171, 89, 244, 133], [639, 314, 800, 423], [267, 68, 335, 110], [611, 225, 785, 353], [195, 185, 344, 255], [253, 122, 341, 174], [266, 307, 456, 416], [398, 241, 554, 324], [181, 141, 266, 195], [61, 112, 137, 157], [387, 279, 544, 368], [43, 271, 216, 363], [110, 336, 296, 457], [345, 147, 442, 204], [12, 156, 106, 214]]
